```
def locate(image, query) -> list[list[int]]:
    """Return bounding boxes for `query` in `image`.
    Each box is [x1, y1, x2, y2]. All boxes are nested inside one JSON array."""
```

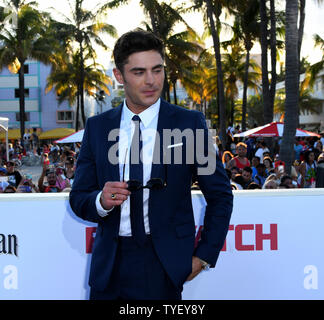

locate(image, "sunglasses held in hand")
[[122, 149, 167, 192]]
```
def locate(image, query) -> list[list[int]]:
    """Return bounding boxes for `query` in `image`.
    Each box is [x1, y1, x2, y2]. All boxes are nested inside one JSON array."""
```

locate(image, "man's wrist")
[[196, 257, 210, 271], [96, 191, 114, 217], [99, 192, 114, 211]]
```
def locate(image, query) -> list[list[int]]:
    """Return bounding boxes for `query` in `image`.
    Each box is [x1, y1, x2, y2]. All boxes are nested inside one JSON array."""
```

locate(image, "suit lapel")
[[105, 103, 123, 182], [150, 99, 176, 180]]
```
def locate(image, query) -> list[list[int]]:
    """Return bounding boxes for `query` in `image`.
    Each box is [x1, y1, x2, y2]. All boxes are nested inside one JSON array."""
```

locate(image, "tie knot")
[[132, 115, 141, 122]]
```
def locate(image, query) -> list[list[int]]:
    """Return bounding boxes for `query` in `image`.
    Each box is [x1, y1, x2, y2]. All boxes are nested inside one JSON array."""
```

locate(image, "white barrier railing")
[[1, 189, 324, 300]]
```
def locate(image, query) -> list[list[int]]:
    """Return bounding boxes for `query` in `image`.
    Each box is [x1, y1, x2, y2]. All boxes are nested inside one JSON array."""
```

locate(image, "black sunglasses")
[[122, 149, 167, 192]]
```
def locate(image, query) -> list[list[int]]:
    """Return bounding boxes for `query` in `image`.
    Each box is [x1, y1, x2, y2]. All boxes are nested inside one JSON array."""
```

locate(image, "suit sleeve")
[[193, 112, 233, 267], [69, 118, 105, 223]]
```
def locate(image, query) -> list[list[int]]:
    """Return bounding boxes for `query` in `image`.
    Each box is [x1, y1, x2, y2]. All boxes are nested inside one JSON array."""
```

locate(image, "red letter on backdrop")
[[255, 224, 278, 250], [86, 227, 97, 254], [235, 224, 255, 251]]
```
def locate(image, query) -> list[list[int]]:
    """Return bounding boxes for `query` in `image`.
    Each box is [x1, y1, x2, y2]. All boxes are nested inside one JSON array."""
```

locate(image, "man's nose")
[[144, 71, 154, 85]]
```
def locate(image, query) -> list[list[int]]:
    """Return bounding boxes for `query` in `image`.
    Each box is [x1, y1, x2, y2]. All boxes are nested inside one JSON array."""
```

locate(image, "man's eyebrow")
[[129, 64, 164, 72]]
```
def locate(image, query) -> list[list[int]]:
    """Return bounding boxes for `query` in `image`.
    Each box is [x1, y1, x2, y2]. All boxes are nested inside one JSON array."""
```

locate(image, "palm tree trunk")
[[205, 0, 226, 146], [75, 86, 80, 132], [18, 61, 26, 143], [172, 80, 178, 105], [279, 0, 299, 175], [260, 0, 272, 125], [242, 49, 250, 131], [269, 0, 277, 114], [79, 41, 86, 127], [297, 0, 306, 126]]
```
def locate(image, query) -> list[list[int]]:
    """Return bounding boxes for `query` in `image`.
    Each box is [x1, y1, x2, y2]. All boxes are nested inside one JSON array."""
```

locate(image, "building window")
[[15, 112, 30, 121], [24, 64, 29, 74], [57, 111, 74, 123], [15, 88, 29, 98]]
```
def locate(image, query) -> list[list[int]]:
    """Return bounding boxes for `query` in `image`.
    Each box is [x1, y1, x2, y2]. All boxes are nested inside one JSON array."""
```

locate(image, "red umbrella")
[[234, 122, 320, 138]]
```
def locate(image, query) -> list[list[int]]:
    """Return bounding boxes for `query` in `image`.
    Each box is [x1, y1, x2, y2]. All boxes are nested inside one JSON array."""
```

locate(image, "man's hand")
[[100, 181, 131, 210], [186, 256, 203, 282]]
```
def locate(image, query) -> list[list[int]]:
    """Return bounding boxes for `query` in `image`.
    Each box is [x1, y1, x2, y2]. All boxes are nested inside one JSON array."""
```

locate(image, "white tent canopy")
[[0, 117, 9, 162], [55, 129, 84, 144]]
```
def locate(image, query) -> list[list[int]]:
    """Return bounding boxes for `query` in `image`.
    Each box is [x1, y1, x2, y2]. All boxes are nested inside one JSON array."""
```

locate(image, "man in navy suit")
[[69, 30, 233, 300]]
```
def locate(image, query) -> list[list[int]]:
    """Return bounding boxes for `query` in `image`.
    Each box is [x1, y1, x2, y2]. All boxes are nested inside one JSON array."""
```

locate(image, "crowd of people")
[[0, 139, 80, 194], [1, 125, 324, 193], [215, 126, 324, 190]]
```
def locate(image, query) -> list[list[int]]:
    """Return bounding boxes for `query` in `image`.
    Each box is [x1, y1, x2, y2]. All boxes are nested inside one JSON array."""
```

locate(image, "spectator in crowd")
[[262, 179, 278, 189], [251, 156, 260, 179], [3, 185, 16, 193], [280, 175, 295, 188], [222, 151, 234, 169], [23, 129, 31, 152], [64, 156, 75, 186], [230, 166, 240, 181], [43, 153, 50, 166], [228, 142, 251, 171], [0, 167, 9, 192], [263, 156, 274, 175], [294, 139, 303, 161], [242, 166, 253, 189], [8, 143, 14, 160], [247, 182, 261, 189], [55, 165, 71, 191], [38, 165, 61, 193], [300, 150, 317, 188], [232, 174, 245, 190], [31, 128, 39, 152], [316, 153, 324, 188], [314, 139, 323, 160], [254, 140, 269, 163], [254, 163, 267, 187], [16, 175, 38, 193], [6, 160, 22, 188]]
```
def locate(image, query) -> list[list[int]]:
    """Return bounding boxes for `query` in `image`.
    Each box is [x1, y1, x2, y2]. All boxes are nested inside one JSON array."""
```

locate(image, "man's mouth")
[[142, 90, 156, 96]]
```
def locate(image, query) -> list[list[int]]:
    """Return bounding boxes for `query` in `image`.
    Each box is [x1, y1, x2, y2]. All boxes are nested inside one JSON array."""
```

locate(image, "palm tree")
[[226, 0, 260, 132], [141, 2, 203, 104], [222, 44, 261, 126], [274, 85, 323, 118], [0, 0, 56, 141], [307, 34, 324, 87], [50, 0, 117, 127], [202, 0, 227, 146], [46, 50, 112, 131], [279, 0, 299, 175], [181, 50, 214, 115], [259, 1, 285, 126]]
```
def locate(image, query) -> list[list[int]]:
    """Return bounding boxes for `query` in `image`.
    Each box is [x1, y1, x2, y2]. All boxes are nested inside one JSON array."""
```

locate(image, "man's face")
[[113, 50, 165, 112], [242, 170, 252, 182], [46, 173, 57, 186], [252, 157, 259, 167], [236, 146, 247, 157], [6, 163, 14, 173]]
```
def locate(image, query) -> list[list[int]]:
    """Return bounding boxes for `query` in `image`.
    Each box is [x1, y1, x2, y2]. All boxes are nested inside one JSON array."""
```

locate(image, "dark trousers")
[[90, 236, 182, 300]]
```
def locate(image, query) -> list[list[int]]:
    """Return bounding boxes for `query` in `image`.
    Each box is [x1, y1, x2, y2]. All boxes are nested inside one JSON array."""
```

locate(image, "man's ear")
[[113, 68, 124, 85]]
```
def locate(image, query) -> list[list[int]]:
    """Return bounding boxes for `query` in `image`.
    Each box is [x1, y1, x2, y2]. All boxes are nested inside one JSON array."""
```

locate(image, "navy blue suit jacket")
[[69, 99, 233, 291]]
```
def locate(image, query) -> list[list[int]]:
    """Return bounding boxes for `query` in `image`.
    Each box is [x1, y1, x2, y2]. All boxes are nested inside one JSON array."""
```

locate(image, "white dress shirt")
[[95, 98, 160, 236]]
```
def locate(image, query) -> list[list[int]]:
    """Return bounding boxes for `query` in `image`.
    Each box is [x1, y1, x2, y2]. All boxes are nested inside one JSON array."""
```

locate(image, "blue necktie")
[[129, 115, 146, 246]]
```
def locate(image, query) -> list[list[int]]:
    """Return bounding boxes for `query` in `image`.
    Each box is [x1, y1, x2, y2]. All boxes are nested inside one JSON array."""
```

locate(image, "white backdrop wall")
[[0, 189, 323, 300]]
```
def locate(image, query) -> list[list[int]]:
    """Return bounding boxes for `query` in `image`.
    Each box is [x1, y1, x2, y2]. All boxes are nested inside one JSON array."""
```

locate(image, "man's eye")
[[134, 71, 144, 75], [153, 69, 162, 73]]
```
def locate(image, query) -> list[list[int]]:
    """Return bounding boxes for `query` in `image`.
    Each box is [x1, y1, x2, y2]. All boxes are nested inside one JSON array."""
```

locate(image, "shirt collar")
[[122, 98, 160, 128]]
